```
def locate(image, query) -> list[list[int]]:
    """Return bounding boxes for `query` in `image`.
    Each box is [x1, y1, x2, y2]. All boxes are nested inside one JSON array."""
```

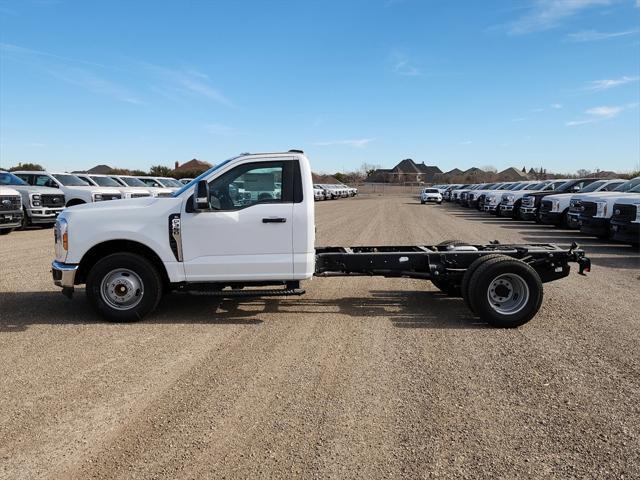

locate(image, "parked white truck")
[[0, 186, 23, 234], [51, 151, 591, 328], [1, 170, 65, 228], [15, 171, 122, 207]]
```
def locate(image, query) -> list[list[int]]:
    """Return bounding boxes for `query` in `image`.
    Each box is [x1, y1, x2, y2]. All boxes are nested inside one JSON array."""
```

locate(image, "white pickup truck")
[[51, 150, 591, 328], [15, 171, 122, 206]]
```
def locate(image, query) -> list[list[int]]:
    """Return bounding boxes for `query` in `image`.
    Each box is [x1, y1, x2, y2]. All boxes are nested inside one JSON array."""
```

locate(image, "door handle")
[[262, 217, 287, 223]]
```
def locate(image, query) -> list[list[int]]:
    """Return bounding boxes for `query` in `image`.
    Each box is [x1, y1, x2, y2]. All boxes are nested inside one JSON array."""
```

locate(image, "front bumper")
[[52, 261, 78, 288], [519, 206, 537, 221], [26, 207, 64, 224], [579, 216, 609, 236], [0, 210, 23, 229], [540, 211, 563, 225], [484, 204, 498, 213], [610, 220, 640, 244], [499, 204, 515, 213], [567, 212, 581, 229], [421, 197, 442, 203]]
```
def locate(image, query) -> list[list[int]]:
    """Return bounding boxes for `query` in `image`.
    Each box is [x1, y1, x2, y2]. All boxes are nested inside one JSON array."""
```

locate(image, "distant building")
[[367, 159, 442, 183], [174, 159, 212, 174], [498, 167, 529, 181], [87, 164, 113, 174]]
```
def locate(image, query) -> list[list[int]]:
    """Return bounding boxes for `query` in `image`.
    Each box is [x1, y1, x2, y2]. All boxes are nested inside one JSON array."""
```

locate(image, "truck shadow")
[[0, 289, 487, 333]]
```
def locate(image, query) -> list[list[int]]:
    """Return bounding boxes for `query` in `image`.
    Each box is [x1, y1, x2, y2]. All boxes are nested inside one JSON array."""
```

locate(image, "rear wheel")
[[86, 252, 163, 322], [466, 257, 543, 328], [460, 254, 506, 314]]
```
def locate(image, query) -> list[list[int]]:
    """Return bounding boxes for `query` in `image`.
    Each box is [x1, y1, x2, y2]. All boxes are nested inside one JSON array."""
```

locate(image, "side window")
[[16, 174, 31, 184], [208, 162, 285, 210], [34, 175, 57, 188]]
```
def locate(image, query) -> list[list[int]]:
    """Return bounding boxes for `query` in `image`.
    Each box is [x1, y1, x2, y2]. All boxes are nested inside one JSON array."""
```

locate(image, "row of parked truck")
[[313, 183, 358, 201], [0, 170, 183, 234], [431, 177, 640, 245]]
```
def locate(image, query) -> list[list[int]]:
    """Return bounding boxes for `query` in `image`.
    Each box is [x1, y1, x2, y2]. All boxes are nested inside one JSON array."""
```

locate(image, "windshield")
[[528, 182, 547, 190], [579, 180, 607, 193], [614, 178, 640, 192], [425, 188, 439, 193], [0, 172, 28, 186], [173, 157, 238, 197], [159, 177, 182, 188], [512, 183, 532, 191], [120, 177, 146, 187], [52, 174, 90, 186], [90, 176, 121, 187]]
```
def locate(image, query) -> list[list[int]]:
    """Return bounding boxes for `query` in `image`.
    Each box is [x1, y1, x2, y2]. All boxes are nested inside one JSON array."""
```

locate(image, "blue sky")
[[0, 0, 639, 174]]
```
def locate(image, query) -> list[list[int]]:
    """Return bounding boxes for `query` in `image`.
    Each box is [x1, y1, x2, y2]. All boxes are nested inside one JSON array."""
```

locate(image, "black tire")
[[534, 209, 542, 224], [0, 228, 13, 235], [86, 252, 163, 322], [460, 254, 507, 314], [421, 200, 425, 204], [467, 257, 543, 328], [18, 209, 29, 230]]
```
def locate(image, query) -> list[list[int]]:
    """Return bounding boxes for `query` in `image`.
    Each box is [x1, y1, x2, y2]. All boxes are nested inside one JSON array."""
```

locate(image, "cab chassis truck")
[[52, 151, 591, 328]]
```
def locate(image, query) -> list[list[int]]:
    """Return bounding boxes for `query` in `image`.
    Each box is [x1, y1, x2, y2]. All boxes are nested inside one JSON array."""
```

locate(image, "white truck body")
[[0, 186, 23, 232], [54, 152, 315, 284]]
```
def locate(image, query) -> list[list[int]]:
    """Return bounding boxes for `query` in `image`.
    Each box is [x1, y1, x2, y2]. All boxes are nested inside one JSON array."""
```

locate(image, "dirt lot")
[[1, 195, 638, 479]]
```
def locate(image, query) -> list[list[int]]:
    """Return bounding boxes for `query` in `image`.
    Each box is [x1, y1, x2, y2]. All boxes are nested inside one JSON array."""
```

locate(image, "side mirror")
[[193, 180, 211, 211]]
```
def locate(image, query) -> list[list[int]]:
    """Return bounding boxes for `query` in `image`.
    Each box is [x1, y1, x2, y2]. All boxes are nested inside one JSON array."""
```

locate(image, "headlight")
[[569, 199, 577, 209], [92, 193, 103, 202], [551, 199, 560, 212], [634, 204, 640, 224], [54, 218, 68, 261], [31, 194, 42, 207], [595, 201, 607, 217], [505, 194, 515, 204]]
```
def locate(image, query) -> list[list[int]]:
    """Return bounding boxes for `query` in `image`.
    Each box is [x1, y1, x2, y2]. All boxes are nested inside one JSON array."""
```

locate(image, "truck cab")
[[52, 151, 314, 320]]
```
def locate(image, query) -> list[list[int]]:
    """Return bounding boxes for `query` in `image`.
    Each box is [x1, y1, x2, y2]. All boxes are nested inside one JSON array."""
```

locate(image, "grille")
[[522, 197, 535, 207], [611, 203, 636, 222], [569, 199, 580, 212], [540, 200, 553, 213], [41, 194, 65, 208], [102, 194, 122, 201], [0, 195, 21, 211], [580, 201, 597, 218]]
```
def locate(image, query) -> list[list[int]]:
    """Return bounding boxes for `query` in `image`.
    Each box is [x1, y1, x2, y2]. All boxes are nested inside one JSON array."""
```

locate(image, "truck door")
[[180, 160, 295, 282]]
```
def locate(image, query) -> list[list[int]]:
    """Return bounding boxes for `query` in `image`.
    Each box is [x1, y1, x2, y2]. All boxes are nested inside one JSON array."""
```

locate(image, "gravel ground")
[[0, 195, 638, 479]]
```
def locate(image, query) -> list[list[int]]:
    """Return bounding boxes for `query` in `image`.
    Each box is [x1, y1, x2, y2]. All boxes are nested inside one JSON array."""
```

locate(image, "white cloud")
[[566, 103, 638, 126], [507, 0, 613, 35], [551, 103, 563, 109], [47, 66, 143, 104], [460, 140, 473, 145], [566, 28, 640, 41], [313, 139, 374, 148], [512, 117, 528, 122], [146, 64, 233, 107], [390, 52, 422, 76], [585, 76, 639, 91]]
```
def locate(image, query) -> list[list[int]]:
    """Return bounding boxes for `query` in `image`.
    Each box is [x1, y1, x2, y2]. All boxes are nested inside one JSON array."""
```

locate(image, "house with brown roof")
[[366, 159, 442, 184], [173, 159, 212, 174], [498, 167, 529, 181]]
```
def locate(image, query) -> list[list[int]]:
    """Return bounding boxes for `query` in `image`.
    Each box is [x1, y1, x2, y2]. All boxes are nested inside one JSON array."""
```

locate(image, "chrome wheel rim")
[[100, 268, 144, 310], [487, 273, 529, 315]]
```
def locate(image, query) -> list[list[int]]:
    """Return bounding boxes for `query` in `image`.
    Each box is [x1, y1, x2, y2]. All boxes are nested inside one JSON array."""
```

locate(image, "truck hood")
[[0, 186, 20, 196], [8, 185, 61, 194], [62, 186, 122, 195], [65, 196, 171, 213]]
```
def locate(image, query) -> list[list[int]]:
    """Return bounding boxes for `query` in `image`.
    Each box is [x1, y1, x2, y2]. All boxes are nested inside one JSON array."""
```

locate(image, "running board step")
[[190, 288, 306, 298]]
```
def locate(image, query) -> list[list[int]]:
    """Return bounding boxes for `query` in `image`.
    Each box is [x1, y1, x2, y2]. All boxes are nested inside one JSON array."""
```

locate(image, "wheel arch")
[[76, 239, 170, 287], [66, 198, 86, 207]]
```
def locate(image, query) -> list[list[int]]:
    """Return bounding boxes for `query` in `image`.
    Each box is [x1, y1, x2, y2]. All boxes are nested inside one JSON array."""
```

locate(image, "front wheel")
[[466, 257, 543, 328], [86, 253, 163, 322]]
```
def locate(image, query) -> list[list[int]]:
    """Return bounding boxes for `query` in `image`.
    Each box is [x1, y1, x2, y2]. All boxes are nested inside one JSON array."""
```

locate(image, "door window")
[[34, 175, 59, 188], [208, 162, 285, 210]]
